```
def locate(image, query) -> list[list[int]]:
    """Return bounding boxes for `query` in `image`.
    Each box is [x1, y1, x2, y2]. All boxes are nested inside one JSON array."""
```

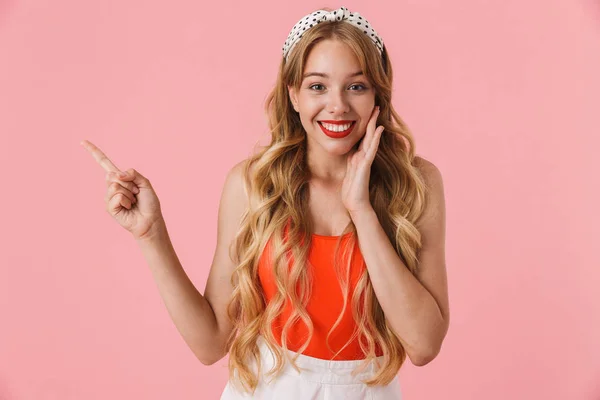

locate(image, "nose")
[[326, 90, 350, 115]]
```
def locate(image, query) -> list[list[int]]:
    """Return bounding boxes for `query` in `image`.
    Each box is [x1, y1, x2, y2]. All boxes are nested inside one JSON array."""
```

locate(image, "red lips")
[[319, 120, 355, 124], [318, 121, 355, 139]]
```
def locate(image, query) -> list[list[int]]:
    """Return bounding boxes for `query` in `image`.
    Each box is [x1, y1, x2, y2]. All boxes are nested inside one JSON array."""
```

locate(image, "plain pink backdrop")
[[1, 0, 599, 399]]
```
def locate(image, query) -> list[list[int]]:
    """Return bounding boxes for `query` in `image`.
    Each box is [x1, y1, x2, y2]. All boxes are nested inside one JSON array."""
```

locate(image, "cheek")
[[305, 102, 322, 118], [300, 108, 322, 126]]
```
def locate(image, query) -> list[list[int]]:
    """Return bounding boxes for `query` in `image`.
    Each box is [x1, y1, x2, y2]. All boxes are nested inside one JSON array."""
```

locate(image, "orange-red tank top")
[[257, 223, 384, 360]]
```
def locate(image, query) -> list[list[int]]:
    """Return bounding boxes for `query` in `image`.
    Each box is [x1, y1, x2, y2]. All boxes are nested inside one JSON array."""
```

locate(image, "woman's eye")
[[349, 84, 367, 91], [309, 84, 367, 91]]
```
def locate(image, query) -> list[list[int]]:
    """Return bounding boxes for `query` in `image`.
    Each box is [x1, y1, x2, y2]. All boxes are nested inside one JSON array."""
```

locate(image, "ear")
[[287, 85, 299, 112]]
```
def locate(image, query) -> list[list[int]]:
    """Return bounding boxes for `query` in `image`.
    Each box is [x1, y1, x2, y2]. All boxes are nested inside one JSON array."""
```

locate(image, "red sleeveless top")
[[257, 224, 384, 360]]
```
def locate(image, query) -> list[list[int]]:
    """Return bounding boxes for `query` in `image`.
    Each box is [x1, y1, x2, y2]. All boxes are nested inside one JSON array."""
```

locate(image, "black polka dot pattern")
[[282, 6, 384, 60]]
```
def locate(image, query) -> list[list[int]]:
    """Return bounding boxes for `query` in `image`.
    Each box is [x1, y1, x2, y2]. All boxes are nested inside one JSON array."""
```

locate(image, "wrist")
[[349, 206, 376, 221], [135, 218, 168, 244]]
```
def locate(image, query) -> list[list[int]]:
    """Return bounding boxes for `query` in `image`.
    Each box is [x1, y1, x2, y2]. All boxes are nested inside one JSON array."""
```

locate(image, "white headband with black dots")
[[282, 6, 384, 60]]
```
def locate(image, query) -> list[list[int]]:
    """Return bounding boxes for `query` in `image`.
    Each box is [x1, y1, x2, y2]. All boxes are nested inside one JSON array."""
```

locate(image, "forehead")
[[303, 39, 362, 76]]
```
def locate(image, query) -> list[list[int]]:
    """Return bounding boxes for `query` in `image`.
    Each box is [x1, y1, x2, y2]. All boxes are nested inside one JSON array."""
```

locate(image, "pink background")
[[1, 0, 599, 399]]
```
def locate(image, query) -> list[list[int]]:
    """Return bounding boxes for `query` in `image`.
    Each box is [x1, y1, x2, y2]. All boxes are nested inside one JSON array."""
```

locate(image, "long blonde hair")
[[225, 12, 428, 395]]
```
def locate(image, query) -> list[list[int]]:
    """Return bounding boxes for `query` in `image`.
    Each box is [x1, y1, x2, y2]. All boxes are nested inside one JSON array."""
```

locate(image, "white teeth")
[[321, 122, 353, 132]]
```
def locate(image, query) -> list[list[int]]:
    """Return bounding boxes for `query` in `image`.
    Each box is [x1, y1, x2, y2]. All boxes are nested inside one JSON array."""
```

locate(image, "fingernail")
[[118, 171, 127, 177], [133, 187, 140, 194]]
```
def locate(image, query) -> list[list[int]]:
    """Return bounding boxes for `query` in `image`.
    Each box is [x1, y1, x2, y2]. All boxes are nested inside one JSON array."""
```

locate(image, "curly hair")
[[224, 11, 429, 396]]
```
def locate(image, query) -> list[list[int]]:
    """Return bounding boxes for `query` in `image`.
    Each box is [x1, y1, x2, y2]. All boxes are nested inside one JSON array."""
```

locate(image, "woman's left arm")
[[350, 158, 449, 367]]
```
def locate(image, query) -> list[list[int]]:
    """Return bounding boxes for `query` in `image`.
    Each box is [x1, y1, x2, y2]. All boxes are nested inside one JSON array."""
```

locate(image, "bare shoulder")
[[217, 157, 253, 251], [412, 155, 445, 235], [228, 158, 249, 189], [413, 155, 443, 186], [229, 156, 257, 189], [222, 158, 255, 211]]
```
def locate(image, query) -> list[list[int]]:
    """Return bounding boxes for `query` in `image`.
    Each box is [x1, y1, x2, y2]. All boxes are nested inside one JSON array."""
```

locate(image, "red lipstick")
[[319, 120, 355, 124], [318, 121, 355, 139]]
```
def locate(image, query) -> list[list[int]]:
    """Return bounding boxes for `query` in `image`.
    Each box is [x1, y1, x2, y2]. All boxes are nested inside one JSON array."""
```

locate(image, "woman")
[[82, 6, 449, 399]]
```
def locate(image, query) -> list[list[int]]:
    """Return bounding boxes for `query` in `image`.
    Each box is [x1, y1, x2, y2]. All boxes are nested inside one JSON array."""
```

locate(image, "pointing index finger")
[[80, 140, 121, 173]]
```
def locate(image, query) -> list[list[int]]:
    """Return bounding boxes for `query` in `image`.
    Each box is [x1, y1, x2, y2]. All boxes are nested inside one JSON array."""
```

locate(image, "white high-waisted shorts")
[[220, 335, 402, 399]]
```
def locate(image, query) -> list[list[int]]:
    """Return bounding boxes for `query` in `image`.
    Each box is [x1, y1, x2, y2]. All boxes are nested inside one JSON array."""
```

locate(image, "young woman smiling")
[[82, 6, 449, 399]]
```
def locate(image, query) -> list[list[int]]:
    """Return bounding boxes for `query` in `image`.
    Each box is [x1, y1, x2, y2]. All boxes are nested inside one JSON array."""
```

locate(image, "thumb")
[[120, 168, 151, 188]]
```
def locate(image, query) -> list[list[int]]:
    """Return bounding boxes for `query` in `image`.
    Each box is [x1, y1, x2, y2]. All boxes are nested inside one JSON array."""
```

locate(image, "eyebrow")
[[302, 71, 364, 79]]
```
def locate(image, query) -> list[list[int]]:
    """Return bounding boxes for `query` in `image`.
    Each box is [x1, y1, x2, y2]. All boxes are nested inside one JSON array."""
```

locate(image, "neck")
[[305, 141, 351, 183]]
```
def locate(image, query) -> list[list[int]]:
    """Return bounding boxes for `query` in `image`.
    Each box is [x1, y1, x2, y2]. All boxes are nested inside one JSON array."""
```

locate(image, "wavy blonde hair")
[[225, 10, 429, 396]]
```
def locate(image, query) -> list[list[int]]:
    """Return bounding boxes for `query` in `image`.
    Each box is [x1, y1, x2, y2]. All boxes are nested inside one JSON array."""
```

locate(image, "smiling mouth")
[[317, 121, 356, 138]]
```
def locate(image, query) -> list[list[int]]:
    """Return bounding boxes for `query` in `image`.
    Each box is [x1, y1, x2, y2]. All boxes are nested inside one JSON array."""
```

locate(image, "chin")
[[323, 140, 358, 156]]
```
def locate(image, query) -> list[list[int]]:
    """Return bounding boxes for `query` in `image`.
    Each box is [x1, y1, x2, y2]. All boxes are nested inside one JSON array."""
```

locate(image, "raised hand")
[[81, 140, 164, 240], [341, 106, 384, 217]]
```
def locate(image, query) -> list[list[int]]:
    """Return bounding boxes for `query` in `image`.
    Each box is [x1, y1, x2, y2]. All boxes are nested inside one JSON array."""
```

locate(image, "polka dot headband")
[[282, 6, 384, 60]]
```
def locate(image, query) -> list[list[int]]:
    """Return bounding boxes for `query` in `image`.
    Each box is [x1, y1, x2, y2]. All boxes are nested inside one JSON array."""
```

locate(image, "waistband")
[[255, 335, 386, 385]]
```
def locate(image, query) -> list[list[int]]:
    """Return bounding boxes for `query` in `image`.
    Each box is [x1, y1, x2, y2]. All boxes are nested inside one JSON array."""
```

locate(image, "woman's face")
[[288, 39, 377, 157]]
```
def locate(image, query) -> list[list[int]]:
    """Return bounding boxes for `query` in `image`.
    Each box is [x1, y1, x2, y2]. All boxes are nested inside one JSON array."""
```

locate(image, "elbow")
[[411, 315, 450, 366], [198, 353, 223, 366], [410, 349, 438, 367], [198, 356, 217, 366], [409, 341, 442, 367], [195, 346, 226, 366], [195, 334, 229, 366], [196, 350, 216, 365]]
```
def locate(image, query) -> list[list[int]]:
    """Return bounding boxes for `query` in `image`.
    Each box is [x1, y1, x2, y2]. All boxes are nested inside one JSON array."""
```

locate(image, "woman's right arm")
[[135, 159, 249, 365]]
